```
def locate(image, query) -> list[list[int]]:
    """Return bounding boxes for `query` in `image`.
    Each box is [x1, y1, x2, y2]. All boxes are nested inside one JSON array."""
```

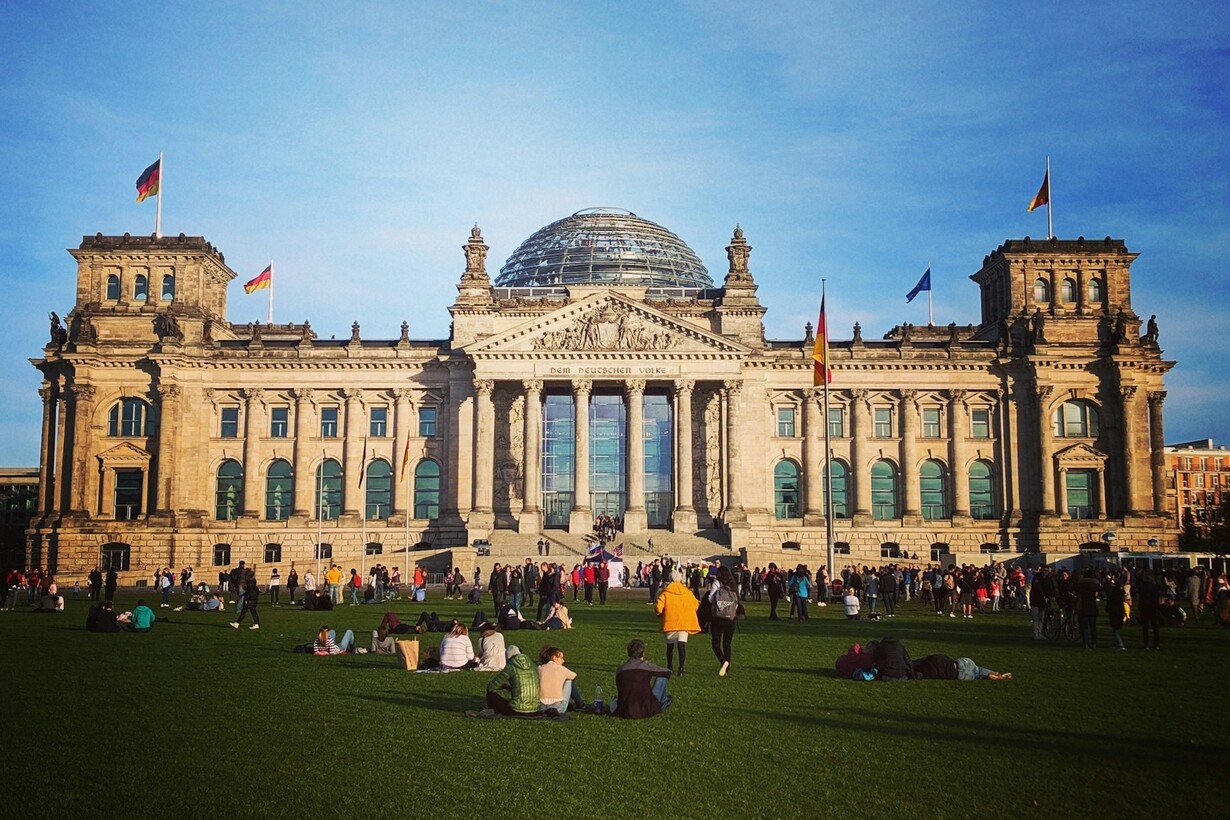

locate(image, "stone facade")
[[29, 223, 1176, 583]]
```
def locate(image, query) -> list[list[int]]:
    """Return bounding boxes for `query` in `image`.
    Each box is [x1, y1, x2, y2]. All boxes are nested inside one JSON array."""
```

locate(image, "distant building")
[[1165, 439, 1230, 530], [29, 212, 1175, 581], [1, 468, 39, 571]]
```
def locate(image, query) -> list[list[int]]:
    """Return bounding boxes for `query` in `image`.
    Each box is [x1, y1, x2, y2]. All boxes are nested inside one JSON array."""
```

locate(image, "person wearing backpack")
[[707, 565, 740, 676]]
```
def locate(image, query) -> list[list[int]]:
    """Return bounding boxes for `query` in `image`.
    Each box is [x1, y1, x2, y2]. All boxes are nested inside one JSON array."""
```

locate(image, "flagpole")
[[316, 450, 324, 589], [359, 437, 368, 579], [268, 260, 275, 325], [1046, 156, 1053, 240], [927, 260, 933, 326], [155, 151, 163, 238], [822, 279, 835, 580]]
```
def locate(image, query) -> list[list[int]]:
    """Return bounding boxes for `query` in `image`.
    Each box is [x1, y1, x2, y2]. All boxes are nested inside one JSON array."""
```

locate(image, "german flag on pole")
[[1027, 170, 1050, 212], [135, 158, 161, 202], [812, 295, 831, 386], [244, 265, 272, 294]]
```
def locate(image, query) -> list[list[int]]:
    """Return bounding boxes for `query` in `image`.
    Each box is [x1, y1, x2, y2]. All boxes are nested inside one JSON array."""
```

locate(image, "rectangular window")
[[874, 408, 893, 438], [922, 407, 941, 438], [970, 408, 991, 438], [365, 542, 383, 556], [101, 544, 131, 572], [114, 469, 143, 520], [320, 406, 339, 438], [264, 543, 282, 564], [315, 543, 332, 561], [1066, 469, 1096, 519], [213, 544, 231, 566], [828, 407, 845, 438], [270, 406, 289, 438], [776, 407, 796, 438], [419, 407, 437, 437], [369, 406, 388, 437], [1196, 474, 1205, 488], [220, 406, 240, 438]]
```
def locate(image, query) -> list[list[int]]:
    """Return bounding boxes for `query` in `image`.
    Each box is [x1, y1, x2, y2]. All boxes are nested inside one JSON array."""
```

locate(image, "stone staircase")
[[473, 528, 734, 567]]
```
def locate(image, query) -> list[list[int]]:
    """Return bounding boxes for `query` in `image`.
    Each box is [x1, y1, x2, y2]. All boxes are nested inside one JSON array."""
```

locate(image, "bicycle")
[[1042, 604, 1078, 641]]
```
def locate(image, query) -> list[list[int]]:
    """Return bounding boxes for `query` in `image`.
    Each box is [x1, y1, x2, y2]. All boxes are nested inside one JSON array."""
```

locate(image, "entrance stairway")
[[475, 528, 734, 567]]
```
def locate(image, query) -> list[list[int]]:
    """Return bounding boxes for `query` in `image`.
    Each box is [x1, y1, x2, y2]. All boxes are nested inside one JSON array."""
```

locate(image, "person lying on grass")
[[414, 612, 458, 633], [173, 594, 225, 612], [313, 625, 363, 655], [911, 654, 1012, 681]]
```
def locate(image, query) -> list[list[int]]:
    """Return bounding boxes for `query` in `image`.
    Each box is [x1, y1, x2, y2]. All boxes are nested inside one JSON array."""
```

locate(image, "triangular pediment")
[[466, 292, 749, 357], [1053, 442, 1107, 466], [97, 441, 152, 467]]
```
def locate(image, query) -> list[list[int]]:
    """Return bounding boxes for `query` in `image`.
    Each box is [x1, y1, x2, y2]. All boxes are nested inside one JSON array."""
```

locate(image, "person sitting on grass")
[[439, 622, 477, 670], [128, 599, 157, 632], [475, 624, 507, 672], [370, 624, 397, 655], [843, 588, 861, 620], [86, 600, 121, 633], [313, 625, 360, 655], [539, 600, 572, 631], [911, 654, 1012, 681], [537, 645, 586, 713], [303, 588, 333, 611], [611, 638, 673, 719], [481, 645, 540, 716], [467, 582, 483, 605], [498, 602, 538, 631]]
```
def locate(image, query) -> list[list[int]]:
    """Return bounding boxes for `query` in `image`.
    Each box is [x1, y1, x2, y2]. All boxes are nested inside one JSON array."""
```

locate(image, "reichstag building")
[[29, 208, 1175, 579]]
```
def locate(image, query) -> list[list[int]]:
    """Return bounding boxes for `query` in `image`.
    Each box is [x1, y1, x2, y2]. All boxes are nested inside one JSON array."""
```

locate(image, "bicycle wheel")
[[1062, 615, 1079, 641], [1043, 610, 1060, 640]]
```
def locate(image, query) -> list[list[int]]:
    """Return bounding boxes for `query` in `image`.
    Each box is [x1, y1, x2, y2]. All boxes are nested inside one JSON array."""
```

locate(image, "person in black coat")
[[104, 568, 118, 602], [231, 570, 261, 629], [873, 637, 913, 682]]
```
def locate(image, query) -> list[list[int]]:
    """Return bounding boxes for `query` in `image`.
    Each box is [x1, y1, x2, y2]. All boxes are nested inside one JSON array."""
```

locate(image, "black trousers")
[[598, 582, 608, 604], [710, 618, 735, 664]]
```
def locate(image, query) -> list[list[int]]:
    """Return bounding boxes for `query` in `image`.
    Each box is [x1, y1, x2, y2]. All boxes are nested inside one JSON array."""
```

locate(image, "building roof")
[[495, 208, 712, 290]]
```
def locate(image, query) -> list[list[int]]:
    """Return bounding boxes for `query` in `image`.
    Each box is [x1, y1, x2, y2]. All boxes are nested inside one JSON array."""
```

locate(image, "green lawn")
[[4, 588, 1227, 819]]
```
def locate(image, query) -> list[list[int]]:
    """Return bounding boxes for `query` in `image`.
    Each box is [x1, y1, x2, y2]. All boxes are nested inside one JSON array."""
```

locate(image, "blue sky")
[[1, 1, 1227, 465]]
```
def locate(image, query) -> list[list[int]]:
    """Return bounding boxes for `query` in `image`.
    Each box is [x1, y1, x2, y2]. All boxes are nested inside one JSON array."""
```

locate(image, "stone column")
[[672, 379, 697, 532], [1149, 391, 1167, 515], [900, 389, 920, 523], [241, 388, 264, 518], [623, 379, 647, 533], [851, 389, 872, 523], [803, 387, 824, 524], [473, 380, 495, 516], [948, 389, 970, 520], [723, 380, 746, 523], [1036, 386, 1057, 518], [153, 383, 181, 515], [1097, 465, 1108, 520], [55, 388, 69, 514], [68, 383, 97, 516], [341, 388, 363, 517], [569, 380, 592, 533], [1058, 466, 1069, 518], [520, 379, 543, 533], [392, 388, 414, 518], [1000, 386, 1022, 522], [37, 384, 56, 516], [1120, 385, 1143, 517], [292, 388, 315, 516]]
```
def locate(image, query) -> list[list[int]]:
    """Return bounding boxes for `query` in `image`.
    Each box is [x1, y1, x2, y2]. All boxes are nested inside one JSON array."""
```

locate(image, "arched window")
[[107, 398, 154, 436], [315, 459, 342, 520], [215, 460, 243, 520], [969, 460, 996, 520], [1088, 277, 1104, 304], [919, 459, 949, 520], [265, 459, 293, 521], [871, 460, 899, 520], [134, 274, 148, 302], [1060, 278, 1076, 302], [773, 460, 800, 519], [105, 274, 120, 300], [414, 460, 441, 520], [161, 274, 175, 301], [1053, 400, 1100, 438], [365, 459, 392, 520], [825, 460, 849, 518], [1033, 278, 1049, 303]]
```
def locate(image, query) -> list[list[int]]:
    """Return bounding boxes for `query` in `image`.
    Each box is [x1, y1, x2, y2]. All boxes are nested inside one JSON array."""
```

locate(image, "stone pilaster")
[[341, 388, 363, 517], [519, 379, 543, 533], [671, 379, 697, 533], [392, 388, 414, 519], [948, 389, 970, 521], [241, 388, 264, 518], [900, 389, 921, 524], [803, 387, 824, 524], [569, 380, 593, 533], [624, 379, 647, 533], [291, 388, 314, 517], [1149, 391, 1167, 515], [153, 382, 181, 516], [851, 389, 872, 524], [472, 380, 495, 525], [1036, 385, 1058, 521], [723, 380, 746, 524]]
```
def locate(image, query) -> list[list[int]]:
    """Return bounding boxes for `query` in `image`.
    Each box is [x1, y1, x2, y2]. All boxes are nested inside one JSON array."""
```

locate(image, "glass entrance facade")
[[542, 394, 575, 528], [643, 393, 673, 527], [590, 394, 627, 517]]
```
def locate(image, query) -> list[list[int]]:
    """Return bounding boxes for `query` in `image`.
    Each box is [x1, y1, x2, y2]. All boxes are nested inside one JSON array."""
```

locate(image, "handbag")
[[394, 638, 419, 671]]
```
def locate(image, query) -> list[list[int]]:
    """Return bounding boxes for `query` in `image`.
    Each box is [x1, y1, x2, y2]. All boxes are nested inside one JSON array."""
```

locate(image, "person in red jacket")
[[583, 563, 597, 605]]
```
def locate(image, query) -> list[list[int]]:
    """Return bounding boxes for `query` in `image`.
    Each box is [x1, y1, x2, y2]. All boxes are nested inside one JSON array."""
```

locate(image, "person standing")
[[286, 568, 299, 605], [765, 563, 782, 620], [231, 569, 261, 630], [488, 563, 506, 611], [708, 565, 739, 676], [88, 566, 103, 601], [158, 568, 173, 608], [791, 565, 812, 622], [302, 568, 315, 599], [230, 561, 247, 614], [325, 563, 343, 605], [104, 567, 118, 603], [647, 560, 661, 604], [1136, 571, 1163, 650], [1075, 569, 1101, 648], [269, 568, 281, 606], [597, 561, 610, 605], [654, 570, 700, 676], [1106, 577, 1128, 650], [583, 562, 596, 605]]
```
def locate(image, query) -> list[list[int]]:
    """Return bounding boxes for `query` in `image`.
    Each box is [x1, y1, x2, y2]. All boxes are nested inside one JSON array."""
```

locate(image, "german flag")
[[244, 265, 272, 294], [135, 158, 161, 202], [812, 295, 831, 386], [1028, 170, 1049, 212]]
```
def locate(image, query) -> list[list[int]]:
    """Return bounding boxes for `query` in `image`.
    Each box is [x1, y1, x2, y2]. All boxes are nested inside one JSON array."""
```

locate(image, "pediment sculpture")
[[532, 301, 681, 352]]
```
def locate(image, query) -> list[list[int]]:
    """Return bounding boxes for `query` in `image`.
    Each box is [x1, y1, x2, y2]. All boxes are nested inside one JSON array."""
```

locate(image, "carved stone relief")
[[532, 301, 681, 352]]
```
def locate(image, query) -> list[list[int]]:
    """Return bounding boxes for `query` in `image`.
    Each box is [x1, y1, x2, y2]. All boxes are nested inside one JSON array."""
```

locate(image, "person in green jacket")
[[128, 599, 156, 632], [481, 646, 540, 715]]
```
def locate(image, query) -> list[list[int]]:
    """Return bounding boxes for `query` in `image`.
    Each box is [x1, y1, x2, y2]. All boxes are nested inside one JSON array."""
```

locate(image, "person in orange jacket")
[[654, 570, 700, 675]]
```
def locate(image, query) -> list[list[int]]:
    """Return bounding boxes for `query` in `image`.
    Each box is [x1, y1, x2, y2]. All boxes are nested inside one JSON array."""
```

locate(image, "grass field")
[[3, 586, 1228, 819]]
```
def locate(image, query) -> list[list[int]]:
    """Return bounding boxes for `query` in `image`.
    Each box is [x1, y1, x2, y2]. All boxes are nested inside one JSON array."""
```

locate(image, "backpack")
[[712, 587, 739, 620]]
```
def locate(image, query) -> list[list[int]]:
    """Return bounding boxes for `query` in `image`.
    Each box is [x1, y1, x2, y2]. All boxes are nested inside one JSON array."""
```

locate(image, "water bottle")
[[594, 684, 604, 714]]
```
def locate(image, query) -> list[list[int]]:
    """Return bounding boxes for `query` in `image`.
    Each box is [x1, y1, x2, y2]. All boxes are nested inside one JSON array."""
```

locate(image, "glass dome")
[[495, 208, 712, 289]]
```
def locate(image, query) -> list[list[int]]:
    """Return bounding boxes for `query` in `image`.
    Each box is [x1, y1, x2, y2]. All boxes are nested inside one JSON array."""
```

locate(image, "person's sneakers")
[[949, 613, 955, 618], [356, 647, 368, 654], [173, 606, 184, 612], [249, 624, 259, 630], [718, 661, 729, 677], [988, 672, 1012, 681], [229, 622, 239, 629]]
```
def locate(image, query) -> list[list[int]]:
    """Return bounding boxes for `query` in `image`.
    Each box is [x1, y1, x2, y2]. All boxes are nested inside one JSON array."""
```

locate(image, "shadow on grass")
[[348, 690, 477, 713]]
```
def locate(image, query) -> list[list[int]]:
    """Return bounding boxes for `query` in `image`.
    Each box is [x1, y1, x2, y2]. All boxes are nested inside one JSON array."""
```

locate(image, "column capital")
[[572, 378, 592, 395], [341, 388, 364, 401], [672, 378, 694, 395], [1148, 390, 1167, 405], [475, 380, 494, 398], [71, 383, 97, 402], [1035, 384, 1054, 401], [393, 387, 415, 402], [626, 379, 646, 395], [292, 387, 315, 402], [722, 379, 741, 395], [804, 387, 824, 403], [522, 379, 544, 394], [38, 385, 53, 403], [241, 387, 264, 403], [156, 383, 182, 401], [851, 388, 869, 404], [948, 388, 967, 403], [1120, 385, 1138, 401], [899, 388, 917, 402]]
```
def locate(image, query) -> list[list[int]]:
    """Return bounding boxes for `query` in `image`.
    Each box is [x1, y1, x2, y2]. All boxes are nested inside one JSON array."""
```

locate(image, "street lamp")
[[1101, 531, 1117, 550], [1147, 537, 1159, 551]]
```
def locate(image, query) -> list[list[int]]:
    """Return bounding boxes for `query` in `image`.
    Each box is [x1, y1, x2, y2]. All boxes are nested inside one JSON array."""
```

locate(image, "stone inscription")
[[534, 363, 680, 378]]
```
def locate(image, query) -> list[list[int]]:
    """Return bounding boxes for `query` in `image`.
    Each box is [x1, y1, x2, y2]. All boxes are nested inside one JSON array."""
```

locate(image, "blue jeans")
[[161, 586, 171, 605], [351, 585, 360, 605], [234, 592, 245, 615], [796, 596, 809, 621], [509, 592, 523, 612], [542, 680, 586, 713], [868, 595, 878, 614], [328, 628, 355, 652], [374, 580, 384, 602], [955, 657, 993, 680]]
